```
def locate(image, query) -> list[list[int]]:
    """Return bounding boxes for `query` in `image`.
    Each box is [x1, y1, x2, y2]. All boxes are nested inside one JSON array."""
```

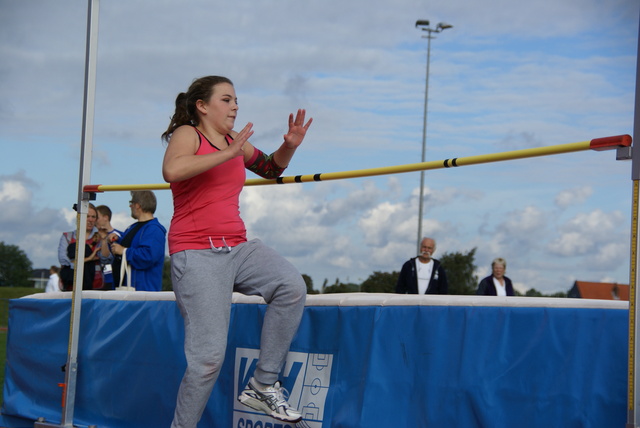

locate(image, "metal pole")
[[35, 0, 99, 427], [417, 31, 432, 254], [415, 21, 452, 254], [627, 8, 640, 428]]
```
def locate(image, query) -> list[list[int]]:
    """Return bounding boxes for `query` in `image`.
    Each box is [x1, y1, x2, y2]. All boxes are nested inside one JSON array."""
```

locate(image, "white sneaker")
[[238, 378, 303, 423]]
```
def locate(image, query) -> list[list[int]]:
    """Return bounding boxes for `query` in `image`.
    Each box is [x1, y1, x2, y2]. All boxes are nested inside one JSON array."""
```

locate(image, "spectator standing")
[[45, 266, 60, 293], [66, 232, 102, 290], [57, 203, 101, 291], [396, 237, 448, 295], [477, 257, 515, 296], [96, 204, 122, 290], [108, 191, 166, 291]]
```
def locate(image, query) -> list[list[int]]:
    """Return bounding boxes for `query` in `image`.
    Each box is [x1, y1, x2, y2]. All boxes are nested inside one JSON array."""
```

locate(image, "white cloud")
[[595, 241, 627, 269], [111, 211, 134, 233], [61, 208, 77, 227], [0, 173, 73, 269], [497, 206, 548, 251], [548, 209, 626, 258], [360, 201, 409, 246], [547, 231, 591, 256], [0, 180, 29, 202], [555, 186, 593, 209]]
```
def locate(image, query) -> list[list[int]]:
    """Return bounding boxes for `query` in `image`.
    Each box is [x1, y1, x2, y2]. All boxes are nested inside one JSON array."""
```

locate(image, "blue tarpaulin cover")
[[1, 292, 628, 427]]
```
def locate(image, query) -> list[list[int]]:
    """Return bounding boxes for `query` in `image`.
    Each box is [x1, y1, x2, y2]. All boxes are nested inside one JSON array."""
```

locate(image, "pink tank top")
[[168, 128, 247, 254]]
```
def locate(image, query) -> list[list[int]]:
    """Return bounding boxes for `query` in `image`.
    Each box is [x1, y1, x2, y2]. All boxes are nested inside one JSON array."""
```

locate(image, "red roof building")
[[568, 281, 629, 301]]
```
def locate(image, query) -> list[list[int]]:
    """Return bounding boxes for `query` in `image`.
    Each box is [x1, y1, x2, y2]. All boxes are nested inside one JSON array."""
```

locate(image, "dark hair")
[[161, 76, 234, 142], [131, 190, 157, 214], [96, 205, 112, 221]]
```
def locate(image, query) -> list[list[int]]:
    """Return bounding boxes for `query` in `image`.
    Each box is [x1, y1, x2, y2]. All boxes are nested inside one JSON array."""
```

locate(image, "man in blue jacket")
[[396, 237, 448, 295], [109, 191, 166, 291]]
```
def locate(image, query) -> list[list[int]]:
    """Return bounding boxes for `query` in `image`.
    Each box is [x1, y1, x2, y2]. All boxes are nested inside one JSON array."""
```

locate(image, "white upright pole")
[[35, 0, 99, 426]]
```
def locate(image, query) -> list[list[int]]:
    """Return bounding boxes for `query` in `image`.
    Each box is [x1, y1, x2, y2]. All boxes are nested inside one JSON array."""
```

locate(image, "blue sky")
[[0, 0, 638, 294]]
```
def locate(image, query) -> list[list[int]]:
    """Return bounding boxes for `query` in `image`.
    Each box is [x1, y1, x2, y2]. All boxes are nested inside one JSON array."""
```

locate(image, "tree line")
[[1, 241, 565, 297], [0, 242, 33, 287]]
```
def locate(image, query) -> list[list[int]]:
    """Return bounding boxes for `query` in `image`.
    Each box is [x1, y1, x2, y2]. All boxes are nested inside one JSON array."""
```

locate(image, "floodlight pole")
[[34, 0, 100, 427], [415, 20, 452, 254]]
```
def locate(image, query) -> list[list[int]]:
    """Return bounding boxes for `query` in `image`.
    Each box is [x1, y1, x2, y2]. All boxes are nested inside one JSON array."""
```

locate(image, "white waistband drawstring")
[[209, 236, 232, 253]]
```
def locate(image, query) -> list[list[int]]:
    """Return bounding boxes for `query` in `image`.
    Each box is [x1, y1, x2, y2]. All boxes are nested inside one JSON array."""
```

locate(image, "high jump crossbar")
[[84, 134, 631, 194]]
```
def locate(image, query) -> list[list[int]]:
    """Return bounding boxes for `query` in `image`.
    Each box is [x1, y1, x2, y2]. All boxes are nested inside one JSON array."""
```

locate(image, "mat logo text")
[[233, 349, 333, 428]]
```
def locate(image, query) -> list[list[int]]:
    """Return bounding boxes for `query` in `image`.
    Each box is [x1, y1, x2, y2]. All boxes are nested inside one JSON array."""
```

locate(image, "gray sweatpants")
[[170, 239, 306, 428]]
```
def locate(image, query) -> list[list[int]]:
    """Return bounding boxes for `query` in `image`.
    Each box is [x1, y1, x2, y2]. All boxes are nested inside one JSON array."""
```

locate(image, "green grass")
[[0, 287, 44, 409], [0, 287, 43, 327]]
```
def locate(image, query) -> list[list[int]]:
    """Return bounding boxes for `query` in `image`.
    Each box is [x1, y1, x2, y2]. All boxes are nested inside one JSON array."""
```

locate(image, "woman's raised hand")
[[283, 109, 313, 149], [227, 122, 254, 157]]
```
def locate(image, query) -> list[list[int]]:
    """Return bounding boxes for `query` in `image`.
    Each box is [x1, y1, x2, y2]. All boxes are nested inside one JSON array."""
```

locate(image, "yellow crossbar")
[[84, 135, 630, 193]]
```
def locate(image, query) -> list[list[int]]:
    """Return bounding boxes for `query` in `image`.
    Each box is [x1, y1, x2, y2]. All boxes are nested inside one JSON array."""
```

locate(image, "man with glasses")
[[107, 191, 166, 291]]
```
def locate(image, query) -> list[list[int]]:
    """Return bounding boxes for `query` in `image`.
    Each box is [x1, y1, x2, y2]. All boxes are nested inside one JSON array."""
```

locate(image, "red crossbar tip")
[[83, 184, 103, 193], [589, 134, 632, 151]]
